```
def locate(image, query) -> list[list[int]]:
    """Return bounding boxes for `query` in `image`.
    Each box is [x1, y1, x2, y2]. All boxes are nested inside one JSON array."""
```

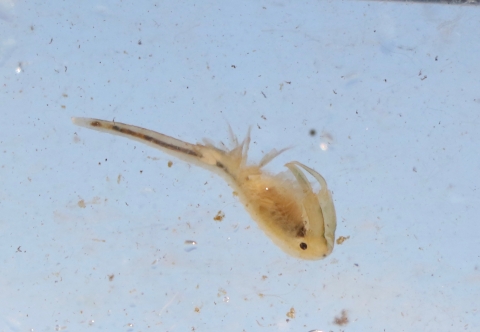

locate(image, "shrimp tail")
[[71, 117, 257, 183], [71, 117, 228, 171]]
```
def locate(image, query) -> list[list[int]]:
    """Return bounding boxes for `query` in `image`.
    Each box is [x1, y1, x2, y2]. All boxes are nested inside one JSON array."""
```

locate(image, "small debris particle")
[[333, 310, 349, 326], [213, 211, 225, 221], [336, 236, 350, 245], [286, 307, 296, 319], [78, 199, 86, 208], [108, 274, 114, 281], [168, 161, 173, 167], [309, 129, 316, 136]]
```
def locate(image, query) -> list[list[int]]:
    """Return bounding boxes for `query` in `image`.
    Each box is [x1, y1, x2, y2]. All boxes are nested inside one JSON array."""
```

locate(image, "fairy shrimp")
[[71, 117, 337, 260]]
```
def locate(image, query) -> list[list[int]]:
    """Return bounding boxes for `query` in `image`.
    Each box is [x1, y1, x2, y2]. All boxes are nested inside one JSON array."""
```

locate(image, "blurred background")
[[1, 0, 479, 331]]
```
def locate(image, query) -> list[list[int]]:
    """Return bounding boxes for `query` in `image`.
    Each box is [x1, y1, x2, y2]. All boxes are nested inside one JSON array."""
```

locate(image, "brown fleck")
[[333, 310, 349, 326], [194, 307, 200, 313], [321, 131, 334, 142], [77, 199, 86, 208], [336, 236, 350, 245], [286, 307, 295, 319], [168, 161, 173, 167], [213, 211, 225, 222], [108, 274, 114, 281], [217, 288, 227, 297], [117, 174, 122, 184]]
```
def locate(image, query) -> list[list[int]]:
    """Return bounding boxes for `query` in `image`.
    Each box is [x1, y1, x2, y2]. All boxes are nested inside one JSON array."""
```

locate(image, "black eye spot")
[[300, 242, 307, 250]]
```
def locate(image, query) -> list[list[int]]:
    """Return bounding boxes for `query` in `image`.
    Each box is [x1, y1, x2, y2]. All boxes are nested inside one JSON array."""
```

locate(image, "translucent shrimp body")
[[72, 117, 337, 260]]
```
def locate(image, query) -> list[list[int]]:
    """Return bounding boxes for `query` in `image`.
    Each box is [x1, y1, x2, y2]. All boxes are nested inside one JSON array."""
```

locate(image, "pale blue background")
[[1, 0, 479, 331]]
